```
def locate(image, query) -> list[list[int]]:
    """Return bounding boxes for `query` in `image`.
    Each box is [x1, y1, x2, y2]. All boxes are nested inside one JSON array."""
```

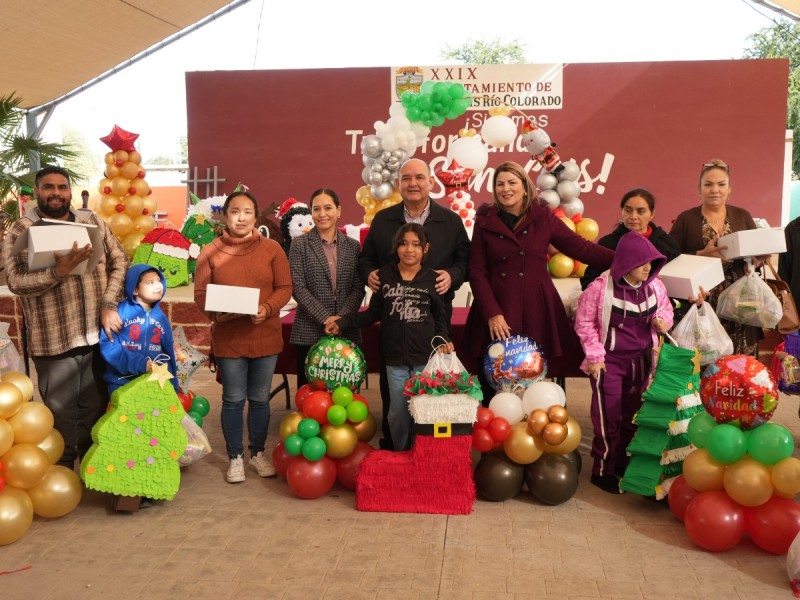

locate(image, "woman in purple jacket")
[[462, 161, 614, 387]]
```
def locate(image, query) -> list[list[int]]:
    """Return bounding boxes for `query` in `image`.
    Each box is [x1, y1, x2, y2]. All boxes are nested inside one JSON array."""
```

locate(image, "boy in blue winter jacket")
[[100, 264, 179, 395]]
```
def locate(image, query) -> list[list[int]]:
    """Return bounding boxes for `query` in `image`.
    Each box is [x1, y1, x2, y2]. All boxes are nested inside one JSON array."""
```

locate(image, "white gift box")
[[205, 283, 260, 315], [658, 254, 725, 299], [717, 228, 786, 259], [11, 218, 101, 275]]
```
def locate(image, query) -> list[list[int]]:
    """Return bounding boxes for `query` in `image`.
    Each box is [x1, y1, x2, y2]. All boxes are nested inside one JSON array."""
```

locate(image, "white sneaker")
[[249, 451, 277, 477], [227, 456, 246, 483]]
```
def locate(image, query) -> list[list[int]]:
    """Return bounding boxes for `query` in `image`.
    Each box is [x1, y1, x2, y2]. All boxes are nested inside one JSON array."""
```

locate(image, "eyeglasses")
[[701, 160, 730, 174]]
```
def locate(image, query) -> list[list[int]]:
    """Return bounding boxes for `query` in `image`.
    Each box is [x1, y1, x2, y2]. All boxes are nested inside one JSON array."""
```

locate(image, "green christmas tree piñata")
[[81, 364, 188, 500], [620, 341, 706, 499]]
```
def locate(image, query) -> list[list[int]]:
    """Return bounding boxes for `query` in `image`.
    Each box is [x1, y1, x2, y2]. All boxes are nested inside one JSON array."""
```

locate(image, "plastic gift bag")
[[178, 414, 211, 467], [670, 303, 733, 365], [0, 322, 22, 373], [716, 271, 782, 328]]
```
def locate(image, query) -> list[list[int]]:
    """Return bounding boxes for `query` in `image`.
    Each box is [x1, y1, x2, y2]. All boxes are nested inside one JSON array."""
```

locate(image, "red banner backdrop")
[[186, 59, 788, 236]]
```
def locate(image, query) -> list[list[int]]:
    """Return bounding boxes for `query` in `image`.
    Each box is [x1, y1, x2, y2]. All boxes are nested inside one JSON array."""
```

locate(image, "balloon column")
[[671, 355, 800, 554], [96, 125, 158, 258], [0, 371, 82, 545]]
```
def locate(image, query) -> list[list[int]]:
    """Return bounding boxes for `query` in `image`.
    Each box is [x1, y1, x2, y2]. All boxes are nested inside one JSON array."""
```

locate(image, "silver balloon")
[[556, 180, 580, 201], [362, 166, 373, 185], [381, 151, 392, 162], [371, 182, 393, 200], [371, 162, 384, 173], [363, 154, 374, 166], [381, 169, 391, 181], [536, 171, 558, 191], [391, 149, 408, 161], [558, 160, 580, 181], [369, 171, 383, 185], [361, 135, 382, 159], [561, 197, 584, 217], [387, 157, 399, 169], [539, 189, 561, 210]]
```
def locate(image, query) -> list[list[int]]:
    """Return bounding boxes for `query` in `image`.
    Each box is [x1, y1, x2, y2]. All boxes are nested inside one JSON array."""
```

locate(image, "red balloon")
[[570, 212, 582, 223], [684, 490, 746, 552], [668, 475, 700, 523], [488, 417, 511, 442], [745, 495, 800, 554], [476, 407, 494, 430], [286, 456, 337, 499], [177, 393, 193, 413], [295, 384, 316, 412], [472, 428, 494, 453], [271, 441, 294, 479], [303, 391, 333, 425], [552, 207, 566, 219], [335, 441, 374, 490]]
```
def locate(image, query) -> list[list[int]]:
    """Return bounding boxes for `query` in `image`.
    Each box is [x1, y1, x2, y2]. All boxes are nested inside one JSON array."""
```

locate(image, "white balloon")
[[536, 171, 558, 190], [488, 392, 525, 425], [538, 189, 561, 210], [410, 122, 431, 146], [556, 180, 580, 201], [481, 115, 517, 148], [448, 136, 489, 173], [389, 103, 406, 118], [558, 160, 580, 181], [521, 382, 566, 414], [561, 197, 584, 217]]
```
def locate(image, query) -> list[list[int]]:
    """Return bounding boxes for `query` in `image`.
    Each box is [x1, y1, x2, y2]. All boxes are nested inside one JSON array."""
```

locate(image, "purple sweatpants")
[[589, 352, 651, 477]]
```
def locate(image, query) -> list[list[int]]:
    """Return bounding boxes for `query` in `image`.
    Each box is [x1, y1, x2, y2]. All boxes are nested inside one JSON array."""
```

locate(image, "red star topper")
[[100, 125, 139, 152]]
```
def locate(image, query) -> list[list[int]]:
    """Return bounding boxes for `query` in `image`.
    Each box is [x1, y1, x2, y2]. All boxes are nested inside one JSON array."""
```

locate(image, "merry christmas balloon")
[[305, 336, 366, 391], [700, 354, 778, 430], [482, 335, 546, 391]]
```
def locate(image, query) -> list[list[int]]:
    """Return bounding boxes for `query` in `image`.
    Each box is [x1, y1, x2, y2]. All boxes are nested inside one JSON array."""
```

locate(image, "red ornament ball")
[[115, 204, 125, 213]]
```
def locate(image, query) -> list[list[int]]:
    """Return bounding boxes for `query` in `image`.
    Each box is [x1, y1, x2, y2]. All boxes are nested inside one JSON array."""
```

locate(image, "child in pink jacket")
[[575, 231, 674, 494]]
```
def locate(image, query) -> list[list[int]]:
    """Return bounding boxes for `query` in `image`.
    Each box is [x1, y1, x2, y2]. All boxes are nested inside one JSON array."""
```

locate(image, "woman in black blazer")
[[289, 188, 364, 387]]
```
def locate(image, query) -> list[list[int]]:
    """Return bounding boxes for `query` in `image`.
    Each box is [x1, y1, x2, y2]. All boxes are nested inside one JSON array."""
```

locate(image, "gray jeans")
[[32, 345, 109, 467]]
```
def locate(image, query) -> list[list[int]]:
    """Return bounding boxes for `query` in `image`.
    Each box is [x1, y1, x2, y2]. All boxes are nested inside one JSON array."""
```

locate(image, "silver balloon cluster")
[[360, 135, 409, 201], [536, 160, 583, 217]]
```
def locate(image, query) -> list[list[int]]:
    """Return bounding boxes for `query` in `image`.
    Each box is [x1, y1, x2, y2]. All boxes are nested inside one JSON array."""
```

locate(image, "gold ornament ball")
[[542, 422, 568, 446], [0, 487, 34, 546], [37, 429, 65, 465], [547, 405, 569, 425], [575, 218, 599, 241], [541, 417, 582, 454], [548, 253, 575, 279], [319, 424, 358, 459], [279, 412, 304, 441], [559, 216, 576, 232], [2, 443, 50, 489], [1, 371, 34, 402], [526, 409, 550, 436], [0, 382, 24, 419], [26, 465, 83, 518], [352, 413, 377, 442], [503, 422, 544, 465], [8, 402, 54, 445]]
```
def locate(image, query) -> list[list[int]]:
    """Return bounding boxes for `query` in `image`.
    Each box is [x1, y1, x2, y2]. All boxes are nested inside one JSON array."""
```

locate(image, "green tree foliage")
[[743, 20, 800, 177], [0, 92, 79, 231], [441, 38, 527, 64]]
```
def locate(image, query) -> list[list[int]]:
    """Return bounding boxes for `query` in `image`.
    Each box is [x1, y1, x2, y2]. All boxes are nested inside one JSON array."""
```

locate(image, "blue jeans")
[[385, 364, 424, 451], [217, 355, 278, 458]]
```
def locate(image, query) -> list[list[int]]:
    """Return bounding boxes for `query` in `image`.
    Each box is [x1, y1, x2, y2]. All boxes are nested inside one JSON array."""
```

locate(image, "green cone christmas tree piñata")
[[81, 363, 188, 500], [620, 341, 705, 499]]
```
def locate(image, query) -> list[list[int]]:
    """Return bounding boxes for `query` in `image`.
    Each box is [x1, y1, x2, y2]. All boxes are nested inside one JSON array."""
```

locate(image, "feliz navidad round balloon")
[[305, 336, 366, 391], [482, 334, 546, 391], [700, 354, 778, 430]]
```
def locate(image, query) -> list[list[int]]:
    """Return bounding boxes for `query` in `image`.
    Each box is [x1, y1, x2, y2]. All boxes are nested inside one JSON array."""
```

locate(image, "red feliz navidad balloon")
[[700, 354, 778, 430]]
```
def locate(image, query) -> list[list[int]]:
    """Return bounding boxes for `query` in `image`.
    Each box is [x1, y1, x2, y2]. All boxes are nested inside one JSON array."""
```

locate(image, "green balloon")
[[747, 423, 795, 465], [327, 405, 348, 426], [406, 106, 421, 121], [346, 400, 368, 424], [285, 434, 304, 456], [705, 424, 747, 464], [420, 80, 435, 94], [431, 113, 445, 127], [297, 418, 320, 440], [332, 386, 354, 407], [687, 412, 716, 448], [417, 95, 432, 110], [400, 91, 416, 107], [187, 411, 204, 427], [449, 83, 466, 99], [305, 336, 366, 391], [302, 437, 327, 462], [190, 396, 210, 417]]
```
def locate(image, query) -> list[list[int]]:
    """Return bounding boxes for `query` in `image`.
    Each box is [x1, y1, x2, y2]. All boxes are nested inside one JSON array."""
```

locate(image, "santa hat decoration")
[[143, 229, 191, 260], [275, 197, 307, 219]]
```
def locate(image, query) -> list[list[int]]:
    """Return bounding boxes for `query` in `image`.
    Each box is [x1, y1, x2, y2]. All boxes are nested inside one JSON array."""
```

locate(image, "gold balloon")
[[364, 214, 374, 226], [682, 448, 725, 492], [130, 178, 149, 197], [526, 409, 549, 436], [120, 161, 139, 180], [547, 405, 569, 425], [104, 152, 115, 165], [548, 253, 574, 279], [123, 194, 144, 217], [142, 196, 158, 215], [128, 150, 142, 165], [576, 218, 599, 242], [110, 176, 131, 197], [1, 372, 33, 402], [542, 422, 568, 446], [26, 465, 82, 518], [113, 150, 129, 163], [559, 216, 576, 232], [105, 163, 121, 179], [98, 177, 113, 192], [8, 402, 54, 445], [0, 487, 34, 545], [352, 413, 377, 442], [724, 457, 773, 507], [0, 382, 24, 419], [503, 422, 544, 465], [121, 232, 147, 259], [108, 212, 133, 237], [319, 424, 358, 459], [0, 418, 13, 456], [541, 417, 582, 454], [772, 457, 800, 497], [132, 214, 156, 235], [99, 194, 121, 216], [37, 429, 65, 464], [2, 444, 50, 489], [279, 412, 304, 441], [573, 262, 587, 278]]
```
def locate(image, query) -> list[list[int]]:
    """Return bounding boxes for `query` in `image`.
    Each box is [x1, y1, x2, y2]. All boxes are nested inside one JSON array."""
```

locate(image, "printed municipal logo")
[[395, 67, 423, 100]]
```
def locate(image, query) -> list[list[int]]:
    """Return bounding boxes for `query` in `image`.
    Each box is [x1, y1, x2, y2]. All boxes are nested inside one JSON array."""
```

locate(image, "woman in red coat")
[[462, 161, 614, 386]]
